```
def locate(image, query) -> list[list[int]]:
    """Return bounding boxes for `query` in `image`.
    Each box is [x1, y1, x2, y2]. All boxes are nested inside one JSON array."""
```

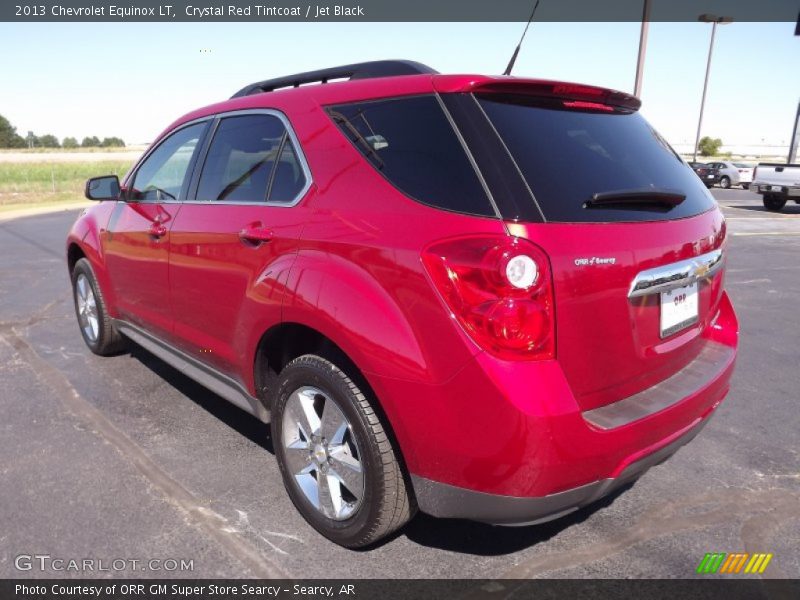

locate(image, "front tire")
[[71, 258, 126, 355], [763, 194, 787, 212], [272, 354, 414, 548], [719, 176, 731, 189]]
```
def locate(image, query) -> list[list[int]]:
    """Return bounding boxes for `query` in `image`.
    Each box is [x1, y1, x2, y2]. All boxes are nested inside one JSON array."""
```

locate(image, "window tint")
[[130, 123, 205, 201], [329, 95, 494, 217], [477, 95, 716, 223], [197, 114, 291, 203]]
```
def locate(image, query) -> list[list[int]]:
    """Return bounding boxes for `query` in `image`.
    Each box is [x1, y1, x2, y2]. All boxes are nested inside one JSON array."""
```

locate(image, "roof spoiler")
[[434, 77, 642, 112], [231, 60, 438, 98]]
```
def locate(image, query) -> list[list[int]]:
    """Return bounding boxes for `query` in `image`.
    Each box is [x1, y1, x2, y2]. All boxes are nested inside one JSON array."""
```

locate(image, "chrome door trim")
[[628, 249, 724, 298]]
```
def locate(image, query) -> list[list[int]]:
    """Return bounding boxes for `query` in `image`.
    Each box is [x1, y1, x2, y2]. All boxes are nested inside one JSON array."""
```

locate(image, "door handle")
[[149, 223, 168, 238], [239, 223, 274, 246]]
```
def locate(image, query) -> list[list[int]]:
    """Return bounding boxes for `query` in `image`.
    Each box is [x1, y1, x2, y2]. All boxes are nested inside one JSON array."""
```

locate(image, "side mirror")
[[85, 175, 121, 201]]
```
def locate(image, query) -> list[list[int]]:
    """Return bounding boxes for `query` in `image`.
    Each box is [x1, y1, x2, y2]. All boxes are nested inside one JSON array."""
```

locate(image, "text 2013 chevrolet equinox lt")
[[67, 61, 738, 548]]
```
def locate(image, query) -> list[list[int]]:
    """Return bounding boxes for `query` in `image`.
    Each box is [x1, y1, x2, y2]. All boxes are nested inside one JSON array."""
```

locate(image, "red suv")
[[67, 60, 738, 548]]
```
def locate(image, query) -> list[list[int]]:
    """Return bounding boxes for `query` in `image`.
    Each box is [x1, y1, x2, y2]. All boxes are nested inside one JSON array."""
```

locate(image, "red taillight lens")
[[422, 235, 555, 360]]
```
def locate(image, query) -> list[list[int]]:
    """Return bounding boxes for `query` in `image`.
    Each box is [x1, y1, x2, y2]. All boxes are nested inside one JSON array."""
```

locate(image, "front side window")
[[130, 123, 206, 201], [328, 95, 495, 217], [196, 114, 307, 203]]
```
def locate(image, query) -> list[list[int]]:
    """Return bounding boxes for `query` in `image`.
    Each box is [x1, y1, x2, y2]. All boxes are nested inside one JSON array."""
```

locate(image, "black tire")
[[71, 258, 126, 355], [742, 183, 749, 190], [763, 194, 787, 212], [719, 176, 731, 189], [272, 354, 414, 548]]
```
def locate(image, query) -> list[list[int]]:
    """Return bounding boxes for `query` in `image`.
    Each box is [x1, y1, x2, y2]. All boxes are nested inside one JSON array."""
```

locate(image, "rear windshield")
[[477, 95, 716, 223]]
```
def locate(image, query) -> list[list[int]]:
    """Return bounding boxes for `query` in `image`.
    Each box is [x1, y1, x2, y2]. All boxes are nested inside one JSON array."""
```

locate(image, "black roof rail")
[[230, 60, 438, 98]]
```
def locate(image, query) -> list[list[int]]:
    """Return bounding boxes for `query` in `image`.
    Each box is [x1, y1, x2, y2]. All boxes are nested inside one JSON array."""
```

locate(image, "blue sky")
[[0, 21, 797, 151]]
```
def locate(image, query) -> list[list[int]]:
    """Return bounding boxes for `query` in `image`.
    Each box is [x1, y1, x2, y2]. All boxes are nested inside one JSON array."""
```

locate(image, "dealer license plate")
[[660, 283, 699, 338]]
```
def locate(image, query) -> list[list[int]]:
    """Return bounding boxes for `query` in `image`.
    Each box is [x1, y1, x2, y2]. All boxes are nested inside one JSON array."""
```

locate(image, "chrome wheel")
[[75, 273, 99, 343], [281, 386, 364, 521]]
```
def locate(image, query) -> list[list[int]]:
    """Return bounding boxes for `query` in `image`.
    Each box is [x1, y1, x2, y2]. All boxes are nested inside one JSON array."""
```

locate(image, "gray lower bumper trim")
[[412, 417, 709, 526], [583, 341, 734, 430]]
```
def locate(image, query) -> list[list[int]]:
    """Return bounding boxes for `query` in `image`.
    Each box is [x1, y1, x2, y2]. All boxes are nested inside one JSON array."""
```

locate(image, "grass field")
[[0, 160, 133, 208]]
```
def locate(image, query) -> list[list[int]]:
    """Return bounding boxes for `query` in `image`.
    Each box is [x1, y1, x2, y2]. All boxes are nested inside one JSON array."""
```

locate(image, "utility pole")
[[789, 100, 800, 164], [693, 14, 733, 162], [633, 0, 651, 97]]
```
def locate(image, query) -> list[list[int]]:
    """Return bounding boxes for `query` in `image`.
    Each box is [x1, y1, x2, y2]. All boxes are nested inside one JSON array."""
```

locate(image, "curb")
[[0, 201, 93, 222]]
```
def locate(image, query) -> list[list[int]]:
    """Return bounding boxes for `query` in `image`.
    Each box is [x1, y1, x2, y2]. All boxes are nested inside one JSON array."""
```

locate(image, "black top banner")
[[2, 0, 799, 22]]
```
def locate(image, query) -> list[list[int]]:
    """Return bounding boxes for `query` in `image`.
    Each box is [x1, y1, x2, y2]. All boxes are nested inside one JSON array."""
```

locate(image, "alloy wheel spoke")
[[320, 398, 347, 445], [284, 441, 310, 476], [77, 276, 88, 301], [317, 470, 339, 518], [329, 448, 363, 498], [285, 390, 318, 441]]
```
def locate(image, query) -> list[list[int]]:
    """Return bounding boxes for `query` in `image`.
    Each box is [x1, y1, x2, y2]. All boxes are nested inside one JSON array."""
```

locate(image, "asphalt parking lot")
[[1, 188, 798, 579]]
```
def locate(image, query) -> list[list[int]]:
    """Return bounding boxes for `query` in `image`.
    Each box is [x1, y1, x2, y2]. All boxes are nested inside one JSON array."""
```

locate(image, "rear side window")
[[328, 95, 495, 217], [477, 95, 716, 223], [196, 114, 307, 203]]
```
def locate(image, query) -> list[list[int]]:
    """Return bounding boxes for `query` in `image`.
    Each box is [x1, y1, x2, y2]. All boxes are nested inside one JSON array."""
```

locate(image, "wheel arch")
[[253, 321, 417, 485]]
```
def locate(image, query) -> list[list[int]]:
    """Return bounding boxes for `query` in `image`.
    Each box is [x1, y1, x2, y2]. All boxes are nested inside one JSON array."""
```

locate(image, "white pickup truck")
[[751, 163, 800, 211]]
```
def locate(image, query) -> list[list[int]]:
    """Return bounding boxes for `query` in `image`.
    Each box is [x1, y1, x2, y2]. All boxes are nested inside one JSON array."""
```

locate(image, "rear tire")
[[71, 258, 126, 356], [741, 183, 750, 190], [763, 195, 786, 212], [719, 176, 731, 189], [272, 354, 414, 548]]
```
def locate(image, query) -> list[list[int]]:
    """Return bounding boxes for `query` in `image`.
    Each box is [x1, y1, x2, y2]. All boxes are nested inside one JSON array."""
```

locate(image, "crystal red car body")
[[67, 61, 738, 541]]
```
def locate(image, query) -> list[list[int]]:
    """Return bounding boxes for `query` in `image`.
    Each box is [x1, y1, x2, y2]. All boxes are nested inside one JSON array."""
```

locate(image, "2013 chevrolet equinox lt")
[[67, 60, 738, 548]]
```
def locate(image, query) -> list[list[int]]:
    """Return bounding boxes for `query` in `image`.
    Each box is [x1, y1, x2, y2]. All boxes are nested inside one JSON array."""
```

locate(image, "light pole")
[[693, 14, 733, 162], [633, 0, 651, 97]]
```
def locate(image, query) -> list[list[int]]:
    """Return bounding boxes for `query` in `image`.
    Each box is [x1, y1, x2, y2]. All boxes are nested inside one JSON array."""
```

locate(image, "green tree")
[[100, 136, 125, 148], [698, 136, 723, 156], [38, 134, 60, 148], [81, 136, 101, 148], [0, 114, 25, 148], [62, 137, 79, 149]]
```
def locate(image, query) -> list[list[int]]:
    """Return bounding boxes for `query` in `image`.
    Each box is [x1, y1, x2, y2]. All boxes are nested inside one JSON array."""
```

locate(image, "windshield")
[[476, 94, 717, 223]]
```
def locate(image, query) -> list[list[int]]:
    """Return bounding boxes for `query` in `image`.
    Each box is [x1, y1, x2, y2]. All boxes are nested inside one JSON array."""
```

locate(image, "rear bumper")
[[751, 183, 800, 197], [371, 292, 737, 523], [412, 415, 709, 525]]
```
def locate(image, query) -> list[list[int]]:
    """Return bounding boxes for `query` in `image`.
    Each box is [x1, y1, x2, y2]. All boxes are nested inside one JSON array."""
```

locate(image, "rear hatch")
[[453, 83, 727, 411]]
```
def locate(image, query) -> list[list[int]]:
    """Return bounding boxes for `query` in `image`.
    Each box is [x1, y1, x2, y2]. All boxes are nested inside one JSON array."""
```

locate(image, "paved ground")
[[1, 188, 798, 579]]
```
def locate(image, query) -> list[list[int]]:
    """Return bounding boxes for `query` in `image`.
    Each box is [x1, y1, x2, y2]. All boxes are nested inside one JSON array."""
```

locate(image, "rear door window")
[[328, 95, 495, 217], [196, 114, 307, 204], [476, 95, 716, 223]]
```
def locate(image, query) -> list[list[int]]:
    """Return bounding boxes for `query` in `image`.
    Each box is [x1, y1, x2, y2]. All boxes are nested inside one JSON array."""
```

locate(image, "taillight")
[[752, 166, 758, 180], [421, 235, 555, 361]]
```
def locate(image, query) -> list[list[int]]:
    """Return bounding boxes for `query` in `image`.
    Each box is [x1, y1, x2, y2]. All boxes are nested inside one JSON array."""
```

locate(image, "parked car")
[[751, 162, 800, 211], [67, 60, 738, 548], [707, 161, 754, 189], [688, 161, 721, 188]]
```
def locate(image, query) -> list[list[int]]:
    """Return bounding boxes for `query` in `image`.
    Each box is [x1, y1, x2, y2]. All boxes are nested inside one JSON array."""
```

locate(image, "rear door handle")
[[239, 223, 274, 246]]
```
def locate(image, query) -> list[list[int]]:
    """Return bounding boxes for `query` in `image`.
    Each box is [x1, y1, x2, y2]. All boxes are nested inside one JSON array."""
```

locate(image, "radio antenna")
[[503, 0, 542, 76]]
